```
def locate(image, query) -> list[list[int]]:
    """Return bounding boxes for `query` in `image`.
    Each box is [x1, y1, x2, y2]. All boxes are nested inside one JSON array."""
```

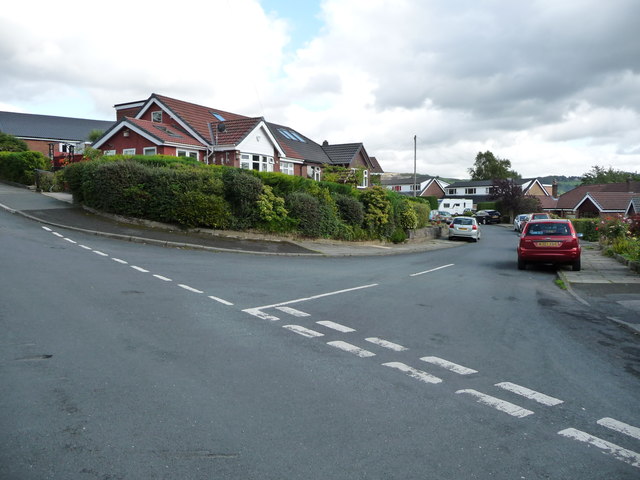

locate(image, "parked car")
[[519, 212, 551, 231], [474, 210, 501, 224], [430, 210, 453, 224], [513, 214, 530, 232], [517, 219, 582, 271], [448, 216, 481, 242]]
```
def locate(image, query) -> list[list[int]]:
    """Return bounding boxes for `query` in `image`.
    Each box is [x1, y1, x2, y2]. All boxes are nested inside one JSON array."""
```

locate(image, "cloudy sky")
[[1, 0, 639, 178]]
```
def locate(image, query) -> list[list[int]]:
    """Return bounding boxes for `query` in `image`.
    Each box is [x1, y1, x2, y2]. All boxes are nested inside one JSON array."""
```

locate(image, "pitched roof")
[[209, 117, 264, 146], [556, 181, 640, 210], [380, 173, 435, 185], [369, 156, 384, 174], [576, 192, 636, 212], [322, 143, 362, 165], [626, 197, 640, 215], [0, 110, 114, 142], [125, 118, 204, 147], [266, 122, 330, 164], [446, 179, 495, 188]]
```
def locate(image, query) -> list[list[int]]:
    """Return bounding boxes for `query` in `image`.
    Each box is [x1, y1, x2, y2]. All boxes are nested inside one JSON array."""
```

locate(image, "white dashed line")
[[317, 321, 355, 333], [421, 356, 478, 375], [382, 362, 442, 384], [79, 245, 92, 250], [52, 232, 64, 238], [153, 274, 172, 282], [276, 306, 310, 317], [42, 226, 52, 232], [243, 308, 280, 321], [597, 418, 640, 440], [130, 266, 149, 273], [178, 284, 204, 294], [558, 428, 640, 468], [327, 341, 375, 358], [208, 295, 233, 306], [456, 389, 534, 418], [64, 238, 77, 244], [495, 382, 563, 406], [93, 250, 108, 257], [410, 264, 455, 277], [112, 258, 128, 264], [283, 325, 324, 338], [365, 338, 408, 352]]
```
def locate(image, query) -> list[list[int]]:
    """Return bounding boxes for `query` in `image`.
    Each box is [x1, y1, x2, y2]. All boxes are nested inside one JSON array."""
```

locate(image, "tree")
[[491, 178, 541, 222], [88, 129, 104, 143], [0, 132, 28, 152], [580, 165, 640, 185], [468, 151, 520, 180]]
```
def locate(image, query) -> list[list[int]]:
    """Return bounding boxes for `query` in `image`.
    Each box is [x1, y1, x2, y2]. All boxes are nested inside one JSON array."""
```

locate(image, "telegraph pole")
[[413, 135, 417, 197]]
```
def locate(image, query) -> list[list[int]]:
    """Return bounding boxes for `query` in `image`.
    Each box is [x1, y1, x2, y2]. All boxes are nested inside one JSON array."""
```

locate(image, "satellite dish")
[[217, 123, 226, 133]]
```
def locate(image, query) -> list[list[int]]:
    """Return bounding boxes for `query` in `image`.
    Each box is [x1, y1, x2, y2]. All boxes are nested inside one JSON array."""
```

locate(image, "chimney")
[[552, 179, 558, 198], [322, 140, 329, 147]]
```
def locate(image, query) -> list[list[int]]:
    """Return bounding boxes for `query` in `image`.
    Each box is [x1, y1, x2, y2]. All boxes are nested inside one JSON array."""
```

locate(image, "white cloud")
[[1, 0, 639, 178]]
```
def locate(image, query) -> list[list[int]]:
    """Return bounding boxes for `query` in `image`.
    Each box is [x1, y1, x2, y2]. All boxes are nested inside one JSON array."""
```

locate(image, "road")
[[1, 210, 639, 479]]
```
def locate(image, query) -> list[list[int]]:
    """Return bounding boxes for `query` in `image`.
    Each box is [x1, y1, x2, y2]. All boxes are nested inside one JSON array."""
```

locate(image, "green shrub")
[[335, 194, 364, 226], [256, 185, 292, 232], [422, 195, 439, 210], [360, 186, 393, 238], [477, 201, 498, 211], [394, 198, 419, 230], [570, 218, 598, 242], [286, 191, 322, 237], [390, 227, 408, 244], [0, 151, 49, 184], [174, 191, 231, 229], [222, 168, 263, 228]]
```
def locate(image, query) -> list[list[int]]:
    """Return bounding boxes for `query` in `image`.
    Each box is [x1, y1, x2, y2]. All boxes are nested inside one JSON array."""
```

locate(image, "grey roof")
[[322, 143, 362, 165], [266, 122, 331, 165], [446, 179, 495, 188], [380, 173, 435, 185], [0, 111, 114, 142]]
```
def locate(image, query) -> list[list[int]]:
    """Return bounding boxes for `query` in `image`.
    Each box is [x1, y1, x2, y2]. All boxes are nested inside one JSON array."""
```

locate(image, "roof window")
[[153, 125, 182, 138], [211, 112, 226, 122], [278, 128, 306, 143]]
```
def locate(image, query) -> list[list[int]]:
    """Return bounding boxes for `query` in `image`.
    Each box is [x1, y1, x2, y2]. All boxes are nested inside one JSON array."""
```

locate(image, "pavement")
[[2, 181, 639, 332]]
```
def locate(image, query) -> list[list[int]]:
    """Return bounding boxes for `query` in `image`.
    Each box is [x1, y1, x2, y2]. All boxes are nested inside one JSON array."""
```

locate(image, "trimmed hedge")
[[0, 151, 49, 184], [570, 218, 599, 242]]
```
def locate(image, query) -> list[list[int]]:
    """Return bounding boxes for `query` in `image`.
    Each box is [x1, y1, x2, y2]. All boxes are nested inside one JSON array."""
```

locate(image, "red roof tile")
[[579, 192, 636, 211], [126, 117, 203, 147]]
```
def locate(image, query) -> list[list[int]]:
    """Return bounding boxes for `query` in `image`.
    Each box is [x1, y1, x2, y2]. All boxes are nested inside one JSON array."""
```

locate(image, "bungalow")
[[554, 180, 640, 218], [443, 178, 556, 211], [626, 197, 640, 216], [381, 173, 448, 197], [93, 93, 382, 184], [0, 110, 113, 162]]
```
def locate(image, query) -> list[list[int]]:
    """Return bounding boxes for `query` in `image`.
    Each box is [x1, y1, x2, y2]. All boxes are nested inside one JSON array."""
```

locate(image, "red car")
[[517, 219, 582, 271]]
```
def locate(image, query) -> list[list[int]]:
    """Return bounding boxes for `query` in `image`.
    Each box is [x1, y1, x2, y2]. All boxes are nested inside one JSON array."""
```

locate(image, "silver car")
[[514, 214, 529, 232], [448, 217, 481, 242]]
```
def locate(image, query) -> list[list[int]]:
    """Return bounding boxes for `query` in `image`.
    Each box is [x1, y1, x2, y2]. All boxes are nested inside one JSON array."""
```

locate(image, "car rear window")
[[526, 223, 570, 236], [455, 218, 473, 225]]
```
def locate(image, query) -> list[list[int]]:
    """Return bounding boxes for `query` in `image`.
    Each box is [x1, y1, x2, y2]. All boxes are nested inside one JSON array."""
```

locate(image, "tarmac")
[[1, 181, 638, 332]]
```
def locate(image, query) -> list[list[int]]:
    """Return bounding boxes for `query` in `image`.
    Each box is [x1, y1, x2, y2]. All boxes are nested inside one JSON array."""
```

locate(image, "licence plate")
[[535, 241, 561, 247], [459, 227, 468, 231]]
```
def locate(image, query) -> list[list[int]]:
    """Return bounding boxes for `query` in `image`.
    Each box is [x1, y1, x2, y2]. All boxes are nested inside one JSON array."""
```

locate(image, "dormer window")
[[151, 111, 162, 123]]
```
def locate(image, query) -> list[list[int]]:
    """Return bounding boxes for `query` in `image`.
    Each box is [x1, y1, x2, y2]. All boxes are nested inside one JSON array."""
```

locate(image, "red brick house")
[[553, 180, 640, 217], [93, 93, 382, 184]]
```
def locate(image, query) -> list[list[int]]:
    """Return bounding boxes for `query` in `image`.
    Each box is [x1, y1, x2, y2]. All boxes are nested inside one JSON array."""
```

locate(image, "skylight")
[[278, 128, 306, 143], [211, 112, 225, 122], [153, 125, 182, 138]]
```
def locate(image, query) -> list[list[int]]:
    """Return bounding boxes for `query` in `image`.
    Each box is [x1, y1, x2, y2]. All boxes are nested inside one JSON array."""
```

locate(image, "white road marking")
[[243, 308, 280, 321], [79, 245, 92, 250], [410, 264, 455, 277], [420, 356, 477, 375], [178, 284, 203, 294], [131, 266, 149, 273], [153, 274, 172, 282], [52, 232, 64, 238], [495, 382, 563, 406], [327, 341, 375, 358], [276, 306, 310, 317], [283, 325, 324, 338], [456, 389, 534, 418], [42, 226, 52, 232], [245, 283, 379, 312], [597, 418, 640, 440], [317, 321, 355, 333], [112, 258, 128, 264], [64, 238, 77, 244], [208, 295, 234, 306], [93, 250, 108, 257], [382, 362, 442, 384], [558, 428, 640, 468], [365, 338, 408, 352]]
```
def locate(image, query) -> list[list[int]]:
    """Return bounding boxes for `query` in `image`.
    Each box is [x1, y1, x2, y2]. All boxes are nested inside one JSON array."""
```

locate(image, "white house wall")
[[238, 125, 277, 156]]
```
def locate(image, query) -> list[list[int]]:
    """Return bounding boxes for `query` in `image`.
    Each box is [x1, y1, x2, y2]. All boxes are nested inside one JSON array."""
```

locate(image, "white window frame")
[[143, 147, 157, 155], [465, 188, 476, 195], [122, 148, 136, 155], [240, 154, 251, 170], [447, 188, 456, 195], [280, 161, 294, 175], [176, 149, 198, 160], [104, 150, 116, 156], [151, 111, 162, 122]]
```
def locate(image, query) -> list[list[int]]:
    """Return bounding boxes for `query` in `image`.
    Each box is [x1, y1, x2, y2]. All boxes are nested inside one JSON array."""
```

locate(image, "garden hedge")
[[0, 151, 49, 184]]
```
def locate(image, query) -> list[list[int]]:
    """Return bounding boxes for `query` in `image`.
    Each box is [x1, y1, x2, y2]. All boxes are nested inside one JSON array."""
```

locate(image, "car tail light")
[[472, 224, 477, 230]]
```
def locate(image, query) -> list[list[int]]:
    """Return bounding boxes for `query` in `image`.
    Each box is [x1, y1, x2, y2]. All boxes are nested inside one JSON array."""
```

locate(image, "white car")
[[448, 217, 481, 242], [514, 214, 529, 232]]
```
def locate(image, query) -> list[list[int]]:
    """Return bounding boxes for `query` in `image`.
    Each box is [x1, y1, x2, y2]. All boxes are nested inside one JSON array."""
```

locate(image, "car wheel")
[[572, 259, 581, 271], [517, 258, 526, 270]]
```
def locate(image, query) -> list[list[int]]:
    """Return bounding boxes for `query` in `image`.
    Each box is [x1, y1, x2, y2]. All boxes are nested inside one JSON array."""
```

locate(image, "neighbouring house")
[[0, 110, 114, 164], [443, 178, 557, 211], [93, 93, 382, 185], [626, 197, 640, 216], [380, 173, 448, 198], [553, 180, 640, 218]]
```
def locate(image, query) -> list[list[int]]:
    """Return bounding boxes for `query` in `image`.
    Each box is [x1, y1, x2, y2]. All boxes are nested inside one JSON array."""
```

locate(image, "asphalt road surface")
[[1, 210, 639, 479]]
